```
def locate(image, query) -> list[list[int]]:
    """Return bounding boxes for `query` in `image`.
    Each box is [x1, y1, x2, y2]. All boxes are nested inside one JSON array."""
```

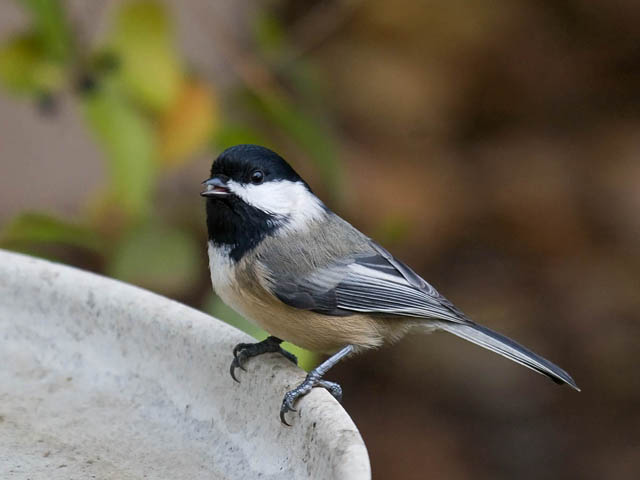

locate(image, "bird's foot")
[[230, 336, 297, 382], [280, 373, 343, 426]]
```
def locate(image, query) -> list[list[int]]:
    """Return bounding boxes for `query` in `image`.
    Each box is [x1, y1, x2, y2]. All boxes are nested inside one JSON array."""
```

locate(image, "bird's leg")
[[280, 344, 354, 425], [230, 336, 297, 382]]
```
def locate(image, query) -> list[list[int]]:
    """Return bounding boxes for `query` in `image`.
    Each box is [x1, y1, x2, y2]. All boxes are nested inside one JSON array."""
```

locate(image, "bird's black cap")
[[211, 145, 306, 186]]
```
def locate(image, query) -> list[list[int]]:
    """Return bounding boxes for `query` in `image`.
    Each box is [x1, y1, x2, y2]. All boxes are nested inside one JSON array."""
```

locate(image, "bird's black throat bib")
[[206, 196, 281, 262]]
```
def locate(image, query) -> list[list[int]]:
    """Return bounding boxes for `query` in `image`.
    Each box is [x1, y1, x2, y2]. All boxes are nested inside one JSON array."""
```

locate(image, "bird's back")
[[255, 211, 375, 280]]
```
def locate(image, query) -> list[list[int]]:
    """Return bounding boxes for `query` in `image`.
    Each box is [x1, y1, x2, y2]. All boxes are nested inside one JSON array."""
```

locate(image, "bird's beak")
[[201, 176, 231, 197]]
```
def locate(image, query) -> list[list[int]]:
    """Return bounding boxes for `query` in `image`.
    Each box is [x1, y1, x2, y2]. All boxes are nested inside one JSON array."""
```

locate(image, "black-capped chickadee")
[[201, 144, 579, 425]]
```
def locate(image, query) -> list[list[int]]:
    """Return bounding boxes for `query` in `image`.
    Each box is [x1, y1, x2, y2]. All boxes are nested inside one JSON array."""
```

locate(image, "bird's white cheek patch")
[[229, 180, 325, 231]]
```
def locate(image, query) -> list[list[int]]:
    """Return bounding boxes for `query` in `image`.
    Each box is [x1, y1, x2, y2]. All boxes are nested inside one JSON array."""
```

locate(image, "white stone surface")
[[0, 250, 370, 479]]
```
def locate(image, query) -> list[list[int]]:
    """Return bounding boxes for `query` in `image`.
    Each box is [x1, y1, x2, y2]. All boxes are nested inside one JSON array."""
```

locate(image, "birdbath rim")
[[0, 249, 371, 479]]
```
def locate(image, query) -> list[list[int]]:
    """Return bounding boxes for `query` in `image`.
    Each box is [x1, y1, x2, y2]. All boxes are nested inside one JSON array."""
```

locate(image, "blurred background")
[[0, 1, 638, 478]]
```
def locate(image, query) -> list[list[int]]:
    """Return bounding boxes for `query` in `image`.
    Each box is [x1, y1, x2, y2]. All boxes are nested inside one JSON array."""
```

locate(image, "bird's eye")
[[250, 170, 264, 184]]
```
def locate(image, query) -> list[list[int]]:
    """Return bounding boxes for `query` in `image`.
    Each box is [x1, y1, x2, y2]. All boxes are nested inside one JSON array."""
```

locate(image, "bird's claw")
[[280, 349, 298, 365], [232, 342, 251, 359], [229, 356, 246, 383], [279, 376, 343, 425], [229, 337, 297, 383], [230, 343, 255, 382], [317, 380, 343, 403], [280, 391, 298, 426]]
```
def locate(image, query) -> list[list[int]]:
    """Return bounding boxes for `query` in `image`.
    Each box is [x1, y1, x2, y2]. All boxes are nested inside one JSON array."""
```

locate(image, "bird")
[[200, 144, 579, 425]]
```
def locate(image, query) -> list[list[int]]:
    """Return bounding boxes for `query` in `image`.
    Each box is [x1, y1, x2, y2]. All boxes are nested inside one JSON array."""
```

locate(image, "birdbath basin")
[[0, 250, 370, 479]]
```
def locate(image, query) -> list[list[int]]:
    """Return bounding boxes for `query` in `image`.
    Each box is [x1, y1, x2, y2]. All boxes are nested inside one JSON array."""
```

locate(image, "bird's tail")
[[436, 321, 580, 391]]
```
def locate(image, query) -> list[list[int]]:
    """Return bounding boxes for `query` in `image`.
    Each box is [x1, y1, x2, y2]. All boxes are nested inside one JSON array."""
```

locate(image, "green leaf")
[[203, 294, 319, 372], [107, 222, 201, 296], [82, 81, 156, 219], [108, 0, 182, 112], [20, 0, 71, 61], [0, 33, 63, 94], [0, 212, 105, 252]]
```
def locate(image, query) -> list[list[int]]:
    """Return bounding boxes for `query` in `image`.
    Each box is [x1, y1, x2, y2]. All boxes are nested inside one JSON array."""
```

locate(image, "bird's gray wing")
[[270, 241, 581, 390], [270, 240, 467, 323]]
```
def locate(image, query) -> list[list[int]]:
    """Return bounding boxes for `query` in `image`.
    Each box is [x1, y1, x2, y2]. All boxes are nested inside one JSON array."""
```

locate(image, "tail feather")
[[437, 321, 580, 391]]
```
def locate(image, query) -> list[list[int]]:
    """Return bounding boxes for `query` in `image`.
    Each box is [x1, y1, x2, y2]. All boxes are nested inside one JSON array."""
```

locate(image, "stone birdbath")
[[0, 250, 370, 479]]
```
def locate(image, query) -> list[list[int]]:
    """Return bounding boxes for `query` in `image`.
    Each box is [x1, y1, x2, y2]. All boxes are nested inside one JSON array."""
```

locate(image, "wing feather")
[[271, 241, 467, 323]]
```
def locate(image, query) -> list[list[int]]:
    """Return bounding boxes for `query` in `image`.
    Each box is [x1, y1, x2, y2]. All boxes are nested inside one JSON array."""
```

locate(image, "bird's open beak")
[[201, 176, 231, 197]]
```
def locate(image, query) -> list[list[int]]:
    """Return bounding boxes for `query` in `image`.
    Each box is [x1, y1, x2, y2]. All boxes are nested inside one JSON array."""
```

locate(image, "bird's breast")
[[207, 241, 270, 323], [207, 242, 237, 297]]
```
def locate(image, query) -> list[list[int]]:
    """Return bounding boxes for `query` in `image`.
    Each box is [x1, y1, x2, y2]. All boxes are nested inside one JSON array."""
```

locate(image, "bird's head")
[[202, 145, 326, 258]]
